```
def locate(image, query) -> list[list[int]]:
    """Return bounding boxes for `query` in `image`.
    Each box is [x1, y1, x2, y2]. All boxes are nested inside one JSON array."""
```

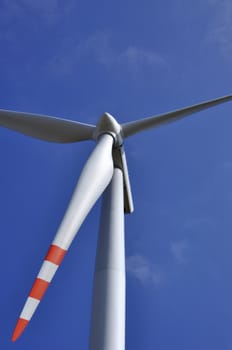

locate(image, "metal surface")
[[112, 145, 134, 214], [89, 168, 125, 350], [0, 109, 95, 142], [122, 94, 232, 137], [1, 93, 231, 342], [52, 134, 114, 250], [12, 134, 114, 341]]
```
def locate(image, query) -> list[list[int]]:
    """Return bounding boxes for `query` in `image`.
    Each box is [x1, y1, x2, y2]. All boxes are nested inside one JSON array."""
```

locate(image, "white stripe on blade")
[[20, 297, 40, 321], [37, 261, 58, 282]]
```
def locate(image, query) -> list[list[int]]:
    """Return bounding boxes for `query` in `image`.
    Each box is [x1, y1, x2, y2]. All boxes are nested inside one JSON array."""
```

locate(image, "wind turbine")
[[1, 94, 232, 349]]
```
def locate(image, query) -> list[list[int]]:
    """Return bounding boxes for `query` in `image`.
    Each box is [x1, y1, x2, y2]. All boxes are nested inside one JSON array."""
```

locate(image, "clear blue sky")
[[1, 0, 232, 349]]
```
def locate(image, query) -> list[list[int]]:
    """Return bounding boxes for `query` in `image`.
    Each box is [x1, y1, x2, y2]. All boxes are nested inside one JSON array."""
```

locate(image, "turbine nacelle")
[[93, 113, 134, 214], [94, 112, 123, 147]]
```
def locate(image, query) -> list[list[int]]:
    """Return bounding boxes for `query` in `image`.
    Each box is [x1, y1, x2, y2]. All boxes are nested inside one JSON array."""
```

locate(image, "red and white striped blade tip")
[[11, 318, 29, 342], [11, 244, 67, 342]]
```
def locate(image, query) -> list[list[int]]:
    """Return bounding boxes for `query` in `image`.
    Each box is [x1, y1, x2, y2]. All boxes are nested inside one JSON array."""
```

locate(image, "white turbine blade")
[[0, 109, 95, 142], [122, 94, 232, 138], [11, 134, 114, 341]]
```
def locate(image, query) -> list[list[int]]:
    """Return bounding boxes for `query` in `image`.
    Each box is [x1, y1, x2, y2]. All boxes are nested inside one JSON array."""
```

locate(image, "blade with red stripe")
[[12, 244, 67, 341], [12, 134, 114, 341]]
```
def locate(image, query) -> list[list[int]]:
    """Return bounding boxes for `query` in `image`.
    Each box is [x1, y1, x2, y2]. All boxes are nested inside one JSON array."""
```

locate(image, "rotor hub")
[[94, 112, 123, 147]]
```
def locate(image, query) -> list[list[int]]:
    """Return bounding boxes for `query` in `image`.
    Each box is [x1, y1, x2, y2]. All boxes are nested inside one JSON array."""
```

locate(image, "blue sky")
[[1, 0, 232, 349]]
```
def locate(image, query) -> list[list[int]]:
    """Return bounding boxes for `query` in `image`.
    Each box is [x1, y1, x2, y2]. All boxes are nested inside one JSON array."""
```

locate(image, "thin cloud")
[[183, 217, 215, 233], [118, 46, 165, 66], [170, 240, 189, 264], [50, 32, 166, 75], [0, 0, 74, 25], [223, 160, 232, 170], [207, 0, 232, 59], [126, 254, 162, 286]]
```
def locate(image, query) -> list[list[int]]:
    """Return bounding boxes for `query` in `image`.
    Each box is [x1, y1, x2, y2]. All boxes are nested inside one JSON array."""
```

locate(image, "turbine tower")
[[1, 94, 232, 349]]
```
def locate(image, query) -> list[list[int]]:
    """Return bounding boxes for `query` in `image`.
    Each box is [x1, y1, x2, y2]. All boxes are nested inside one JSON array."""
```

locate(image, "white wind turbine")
[[1, 94, 232, 349]]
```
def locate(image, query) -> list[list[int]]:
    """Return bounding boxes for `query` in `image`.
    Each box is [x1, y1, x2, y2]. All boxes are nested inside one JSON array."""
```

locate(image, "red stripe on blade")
[[45, 244, 66, 265], [12, 318, 29, 342], [29, 278, 50, 300]]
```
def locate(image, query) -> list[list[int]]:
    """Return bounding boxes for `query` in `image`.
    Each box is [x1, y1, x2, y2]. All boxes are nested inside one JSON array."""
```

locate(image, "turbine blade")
[[122, 94, 232, 137], [0, 109, 95, 142], [11, 134, 114, 341]]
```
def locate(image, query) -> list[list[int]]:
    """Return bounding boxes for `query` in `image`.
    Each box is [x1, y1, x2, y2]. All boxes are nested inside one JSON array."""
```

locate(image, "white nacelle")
[[94, 112, 134, 214]]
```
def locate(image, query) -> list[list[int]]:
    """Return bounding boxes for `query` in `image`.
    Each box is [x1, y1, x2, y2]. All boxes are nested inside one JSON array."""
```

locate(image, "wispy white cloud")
[[183, 217, 215, 233], [0, 0, 74, 25], [118, 46, 164, 67], [207, 0, 232, 59], [126, 254, 162, 286], [0, 1, 21, 25], [170, 239, 189, 264], [50, 32, 166, 75], [222, 160, 232, 171]]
